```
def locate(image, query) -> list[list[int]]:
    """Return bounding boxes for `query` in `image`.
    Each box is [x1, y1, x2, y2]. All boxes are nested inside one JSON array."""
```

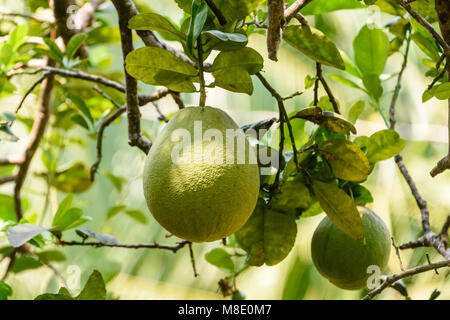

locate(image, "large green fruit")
[[143, 106, 260, 242], [311, 207, 391, 290]]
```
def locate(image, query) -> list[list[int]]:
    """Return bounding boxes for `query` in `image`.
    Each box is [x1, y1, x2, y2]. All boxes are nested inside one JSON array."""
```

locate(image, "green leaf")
[[76, 228, 119, 245], [202, 30, 248, 51], [67, 92, 93, 124], [271, 177, 311, 212], [6, 223, 49, 248], [213, 67, 253, 95], [301, 0, 364, 15], [283, 25, 345, 70], [213, 0, 265, 21], [290, 107, 356, 135], [327, 73, 364, 91], [76, 270, 107, 300], [353, 25, 390, 75], [52, 207, 85, 231], [71, 114, 90, 130], [318, 139, 370, 181], [0, 281, 12, 300], [52, 194, 73, 225], [128, 13, 185, 41], [362, 74, 383, 101], [186, 0, 208, 55], [106, 205, 126, 220], [348, 100, 365, 123], [36, 250, 66, 262], [11, 255, 43, 273], [428, 288, 441, 300], [43, 38, 64, 60], [424, 82, 450, 101], [8, 24, 29, 50], [350, 184, 373, 206], [312, 180, 364, 240], [205, 248, 235, 274], [366, 129, 405, 163], [210, 47, 264, 74], [66, 33, 87, 60], [103, 171, 126, 191], [126, 47, 198, 92], [235, 202, 297, 266], [124, 209, 148, 224], [51, 162, 93, 194]]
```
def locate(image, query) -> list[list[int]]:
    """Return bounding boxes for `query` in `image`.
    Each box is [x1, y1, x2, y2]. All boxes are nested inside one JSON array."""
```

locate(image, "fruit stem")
[[197, 38, 207, 108]]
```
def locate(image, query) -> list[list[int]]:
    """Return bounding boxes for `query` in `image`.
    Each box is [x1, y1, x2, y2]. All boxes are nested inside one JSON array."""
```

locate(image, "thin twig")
[[15, 73, 47, 113], [93, 85, 121, 109], [284, 0, 313, 23], [391, 237, 405, 271], [197, 39, 207, 108], [90, 107, 125, 181], [395, 0, 450, 53], [188, 242, 199, 277], [42, 261, 73, 295], [387, 33, 450, 259], [0, 175, 16, 185], [316, 63, 340, 114], [0, 11, 55, 24], [170, 92, 185, 109], [361, 259, 450, 300], [59, 240, 189, 252], [256, 73, 298, 186], [205, 0, 227, 25]]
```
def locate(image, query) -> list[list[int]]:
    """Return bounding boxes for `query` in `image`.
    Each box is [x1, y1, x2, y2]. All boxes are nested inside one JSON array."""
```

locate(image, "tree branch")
[[256, 72, 299, 186], [361, 259, 450, 300], [394, 0, 450, 53], [111, 0, 152, 154], [59, 239, 189, 252], [0, 175, 15, 185], [205, 0, 227, 25], [316, 63, 340, 114], [387, 33, 449, 259], [284, 0, 313, 23]]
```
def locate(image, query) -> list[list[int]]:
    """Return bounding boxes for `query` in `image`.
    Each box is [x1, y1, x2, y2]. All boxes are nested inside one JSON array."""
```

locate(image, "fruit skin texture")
[[143, 106, 260, 242], [311, 207, 391, 290]]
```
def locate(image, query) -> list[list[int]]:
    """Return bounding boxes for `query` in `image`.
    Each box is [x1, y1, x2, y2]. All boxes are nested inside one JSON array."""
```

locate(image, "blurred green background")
[[0, 0, 449, 299]]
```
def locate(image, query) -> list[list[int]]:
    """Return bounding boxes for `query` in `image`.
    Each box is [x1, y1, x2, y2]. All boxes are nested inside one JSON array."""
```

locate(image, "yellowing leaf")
[[283, 25, 345, 70], [312, 180, 364, 240], [318, 139, 370, 182]]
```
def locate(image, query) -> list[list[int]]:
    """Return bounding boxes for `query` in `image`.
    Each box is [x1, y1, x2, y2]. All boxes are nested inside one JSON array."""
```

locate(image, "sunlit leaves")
[[11, 255, 43, 273], [126, 47, 198, 92], [348, 100, 365, 123], [283, 25, 345, 70], [210, 47, 263, 94], [365, 129, 405, 163], [235, 202, 297, 266], [51, 194, 91, 232], [318, 139, 370, 181], [128, 13, 185, 41], [205, 248, 235, 274], [301, 0, 364, 15], [312, 180, 364, 240], [213, 0, 265, 21], [290, 107, 356, 135], [66, 33, 87, 60], [186, 0, 208, 55], [423, 82, 450, 102], [353, 25, 390, 76]]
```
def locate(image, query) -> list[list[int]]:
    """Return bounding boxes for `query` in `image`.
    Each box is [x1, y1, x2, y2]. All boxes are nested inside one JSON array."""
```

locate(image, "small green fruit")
[[143, 106, 260, 242], [311, 207, 391, 290]]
